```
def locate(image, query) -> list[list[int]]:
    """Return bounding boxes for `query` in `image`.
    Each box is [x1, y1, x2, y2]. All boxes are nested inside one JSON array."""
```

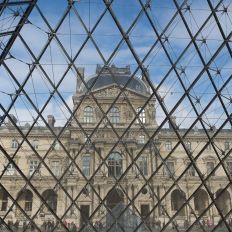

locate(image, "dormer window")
[[84, 106, 93, 123]]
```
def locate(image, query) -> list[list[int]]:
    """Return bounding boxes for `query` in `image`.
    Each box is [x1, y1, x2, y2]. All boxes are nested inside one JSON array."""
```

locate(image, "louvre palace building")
[[0, 65, 231, 230]]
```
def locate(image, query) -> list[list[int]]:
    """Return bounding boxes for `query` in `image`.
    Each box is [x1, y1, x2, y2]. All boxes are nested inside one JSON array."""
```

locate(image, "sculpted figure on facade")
[[148, 104, 156, 124]]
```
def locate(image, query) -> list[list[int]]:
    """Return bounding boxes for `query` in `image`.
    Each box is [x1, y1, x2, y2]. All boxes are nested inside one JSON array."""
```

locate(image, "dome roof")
[[79, 65, 149, 95]]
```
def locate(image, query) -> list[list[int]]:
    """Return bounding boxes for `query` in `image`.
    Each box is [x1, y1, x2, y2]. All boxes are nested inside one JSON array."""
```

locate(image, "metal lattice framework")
[[0, 0, 232, 231]]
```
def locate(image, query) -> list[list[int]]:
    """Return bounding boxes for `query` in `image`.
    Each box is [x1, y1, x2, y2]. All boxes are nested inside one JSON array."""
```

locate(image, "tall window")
[[11, 139, 18, 148], [187, 162, 195, 176], [25, 190, 33, 211], [51, 161, 59, 176], [108, 152, 122, 177], [83, 156, 91, 176], [1, 191, 8, 211], [84, 106, 93, 123], [224, 141, 230, 151], [165, 162, 175, 177], [206, 162, 215, 176], [29, 160, 38, 176], [138, 135, 145, 144], [227, 162, 232, 175], [7, 163, 15, 175], [139, 157, 148, 175], [32, 140, 39, 149], [166, 141, 172, 151], [110, 107, 119, 124], [136, 107, 145, 124]]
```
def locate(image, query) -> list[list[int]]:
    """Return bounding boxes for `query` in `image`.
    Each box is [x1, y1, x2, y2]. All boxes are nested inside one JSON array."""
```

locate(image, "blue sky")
[[0, 0, 231, 129]]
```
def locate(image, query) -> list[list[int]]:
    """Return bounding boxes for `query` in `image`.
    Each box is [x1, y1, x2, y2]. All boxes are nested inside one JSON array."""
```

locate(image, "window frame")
[[29, 160, 38, 176], [136, 107, 145, 124], [185, 141, 191, 151], [11, 139, 18, 148], [138, 157, 148, 176], [32, 140, 39, 149], [82, 156, 91, 176], [51, 160, 60, 176], [224, 141, 230, 151], [108, 152, 122, 178], [138, 134, 145, 144], [84, 106, 93, 123], [7, 163, 16, 176], [110, 107, 119, 124], [1, 191, 8, 211], [165, 141, 172, 151]]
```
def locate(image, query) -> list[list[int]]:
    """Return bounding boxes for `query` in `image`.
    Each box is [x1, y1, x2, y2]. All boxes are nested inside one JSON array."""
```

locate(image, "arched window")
[[165, 141, 172, 151], [17, 189, 33, 213], [108, 152, 122, 178], [171, 189, 186, 216], [84, 106, 93, 123], [136, 107, 145, 124], [25, 190, 33, 211], [110, 107, 119, 124], [42, 189, 57, 213]]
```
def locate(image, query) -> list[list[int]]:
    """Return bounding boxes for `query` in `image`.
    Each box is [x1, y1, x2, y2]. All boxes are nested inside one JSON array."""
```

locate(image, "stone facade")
[[0, 65, 231, 228]]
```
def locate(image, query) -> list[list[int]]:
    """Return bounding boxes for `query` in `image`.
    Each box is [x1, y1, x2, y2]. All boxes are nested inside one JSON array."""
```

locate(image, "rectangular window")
[[83, 156, 91, 176], [51, 160, 59, 176], [224, 142, 230, 151], [185, 141, 191, 151], [1, 192, 8, 211], [11, 140, 18, 148], [138, 135, 145, 144], [227, 162, 232, 175], [165, 162, 175, 177], [206, 162, 215, 176], [139, 157, 148, 175], [33, 140, 39, 149], [25, 201, 32, 211], [29, 160, 38, 176], [7, 163, 15, 175]]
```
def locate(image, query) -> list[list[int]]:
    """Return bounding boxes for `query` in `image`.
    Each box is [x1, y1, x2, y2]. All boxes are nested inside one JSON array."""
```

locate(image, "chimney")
[[47, 115, 55, 127], [76, 67, 85, 92], [8, 114, 17, 125], [169, 116, 176, 130]]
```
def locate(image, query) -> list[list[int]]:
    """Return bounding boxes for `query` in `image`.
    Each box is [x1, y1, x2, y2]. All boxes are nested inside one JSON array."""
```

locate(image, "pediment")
[[91, 84, 150, 99]]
